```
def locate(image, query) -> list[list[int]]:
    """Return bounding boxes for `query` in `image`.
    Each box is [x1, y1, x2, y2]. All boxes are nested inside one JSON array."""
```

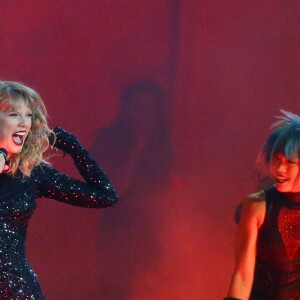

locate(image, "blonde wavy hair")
[[0, 81, 53, 176]]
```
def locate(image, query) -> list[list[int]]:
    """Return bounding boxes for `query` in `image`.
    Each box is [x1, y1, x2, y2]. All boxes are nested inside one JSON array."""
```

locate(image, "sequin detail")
[[278, 207, 300, 259], [0, 127, 118, 298], [0, 175, 44, 299], [33, 127, 118, 208]]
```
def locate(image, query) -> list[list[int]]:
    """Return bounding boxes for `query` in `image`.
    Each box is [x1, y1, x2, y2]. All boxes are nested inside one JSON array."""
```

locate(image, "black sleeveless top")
[[250, 186, 300, 300]]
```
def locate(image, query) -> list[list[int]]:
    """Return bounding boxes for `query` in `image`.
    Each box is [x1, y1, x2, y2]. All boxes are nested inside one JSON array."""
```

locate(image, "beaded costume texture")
[[0, 127, 118, 299], [251, 186, 300, 300]]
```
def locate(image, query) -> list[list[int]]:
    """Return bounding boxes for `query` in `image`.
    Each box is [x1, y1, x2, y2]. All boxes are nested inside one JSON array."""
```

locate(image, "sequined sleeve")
[[32, 127, 118, 208]]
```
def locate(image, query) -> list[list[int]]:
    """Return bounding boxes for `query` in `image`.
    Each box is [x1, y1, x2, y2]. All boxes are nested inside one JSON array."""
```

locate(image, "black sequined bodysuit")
[[0, 127, 118, 299], [250, 186, 300, 300]]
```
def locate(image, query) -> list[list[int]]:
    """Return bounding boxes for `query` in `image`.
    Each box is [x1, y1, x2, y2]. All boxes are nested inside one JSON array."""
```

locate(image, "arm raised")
[[33, 127, 118, 208]]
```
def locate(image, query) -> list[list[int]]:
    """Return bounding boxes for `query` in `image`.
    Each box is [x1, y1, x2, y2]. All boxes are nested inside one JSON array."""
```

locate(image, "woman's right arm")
[[226, 196, 266, 299]]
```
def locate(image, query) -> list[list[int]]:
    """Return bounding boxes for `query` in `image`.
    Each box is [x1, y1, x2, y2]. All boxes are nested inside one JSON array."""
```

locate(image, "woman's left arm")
[[32, 127, 118, 208]]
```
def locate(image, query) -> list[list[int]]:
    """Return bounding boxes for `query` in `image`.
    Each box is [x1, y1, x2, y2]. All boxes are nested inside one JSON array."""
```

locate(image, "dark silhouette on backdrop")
[[92, 80, 173, 299]]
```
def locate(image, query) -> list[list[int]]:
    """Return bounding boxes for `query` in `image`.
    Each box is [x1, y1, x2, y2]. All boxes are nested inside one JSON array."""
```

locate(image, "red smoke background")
[[2, 1, 300, 299]]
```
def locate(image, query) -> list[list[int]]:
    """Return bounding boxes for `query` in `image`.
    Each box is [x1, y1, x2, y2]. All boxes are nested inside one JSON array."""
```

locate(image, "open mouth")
[[275, 175, 288, 184], [12, 130, 27, 146]]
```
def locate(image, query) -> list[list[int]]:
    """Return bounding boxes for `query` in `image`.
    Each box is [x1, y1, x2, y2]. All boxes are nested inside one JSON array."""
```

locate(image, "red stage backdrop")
[[1, 1, 300, 299]]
